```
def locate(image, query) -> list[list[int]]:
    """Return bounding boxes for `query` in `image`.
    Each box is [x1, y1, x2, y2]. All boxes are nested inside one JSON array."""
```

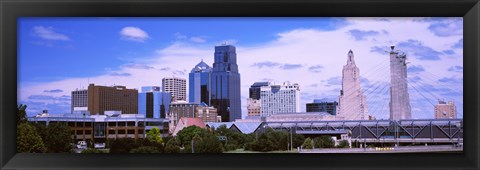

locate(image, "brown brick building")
[[434, 100, 457, 119], [87, 84, 138, 115]]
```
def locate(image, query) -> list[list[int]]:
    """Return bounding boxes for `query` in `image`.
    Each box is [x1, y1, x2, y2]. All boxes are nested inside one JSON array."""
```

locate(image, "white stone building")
[[336, 50, 369, 120], [162, 77, 186, 101]]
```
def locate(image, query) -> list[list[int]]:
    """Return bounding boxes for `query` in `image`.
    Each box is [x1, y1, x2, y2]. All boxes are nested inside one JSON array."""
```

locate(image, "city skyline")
[[18, 17, 463, 119]]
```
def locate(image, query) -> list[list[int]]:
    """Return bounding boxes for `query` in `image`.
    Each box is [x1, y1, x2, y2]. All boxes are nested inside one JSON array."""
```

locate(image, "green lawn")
[[224, 148, 298, 153]]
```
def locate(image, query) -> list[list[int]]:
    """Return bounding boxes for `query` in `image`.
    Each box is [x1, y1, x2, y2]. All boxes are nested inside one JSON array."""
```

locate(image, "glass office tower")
[[210, 45, 241, 122], [138, 86, 172, 119], [189, 60, 212, 105]]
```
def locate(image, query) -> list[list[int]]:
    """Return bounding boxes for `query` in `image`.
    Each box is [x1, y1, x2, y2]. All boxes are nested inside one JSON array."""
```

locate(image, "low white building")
[[265, 112, 337, 122]]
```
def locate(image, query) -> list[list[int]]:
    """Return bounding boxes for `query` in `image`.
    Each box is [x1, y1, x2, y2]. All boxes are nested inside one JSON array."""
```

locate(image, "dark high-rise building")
[[306, 99, 338, 115], [87, 84, 138, 115], [249, 82, 270, 100], [189, 60, 212, 105], [210, 45, 241, 122]]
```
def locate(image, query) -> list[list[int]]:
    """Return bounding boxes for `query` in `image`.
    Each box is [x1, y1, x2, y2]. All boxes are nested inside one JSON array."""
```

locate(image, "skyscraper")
[[87, 84, 138, 115], [189, 60, 212, 105], [210, 44, 242, 122], [162, 77, 186, 101], [434, 100, 457, 119], [260, 81, 300, 117], [336, 50, 369, 120], [138, 86, 171, 119], [389, 46, 412, 121], [71, 89, 88, 113]]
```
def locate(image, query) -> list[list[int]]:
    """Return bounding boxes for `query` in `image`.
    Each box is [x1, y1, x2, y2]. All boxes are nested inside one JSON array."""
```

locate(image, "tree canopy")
[[245, 128, 297, 152], [17, 104, 28, 125], [302, 137, 314, 149], [44, 123, 73, 153], [109, 138, 141, 153], [177, 125, 222, 153], [146, 128, 164, 145], [176, 125, 207, 147], [164, 138, 181, 153], [17, 123, 46, 153], [313, 136, 335, 148]]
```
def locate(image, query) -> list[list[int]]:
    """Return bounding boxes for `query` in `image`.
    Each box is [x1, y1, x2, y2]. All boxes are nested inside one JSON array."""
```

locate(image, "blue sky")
[[19, 17, 347, 83], [18, 17, 463, 119]]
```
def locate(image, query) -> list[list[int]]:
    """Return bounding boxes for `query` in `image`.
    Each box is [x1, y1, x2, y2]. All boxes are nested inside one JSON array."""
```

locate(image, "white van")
[[94, 143, 105, 149]]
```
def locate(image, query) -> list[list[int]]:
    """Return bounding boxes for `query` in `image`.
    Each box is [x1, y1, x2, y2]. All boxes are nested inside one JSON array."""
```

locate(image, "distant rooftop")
[[191, 60, 212, 73], [251, 82, 270, 87], [313, 98, 338, 103]]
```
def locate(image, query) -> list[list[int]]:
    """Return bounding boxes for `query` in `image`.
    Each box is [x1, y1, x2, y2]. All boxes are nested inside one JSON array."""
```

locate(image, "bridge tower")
[[389, 46, 412, 121]]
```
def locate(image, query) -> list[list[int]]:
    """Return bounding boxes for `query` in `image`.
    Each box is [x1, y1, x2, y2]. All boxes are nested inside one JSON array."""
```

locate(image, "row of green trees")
[[106, 124, 258, 153], [244, 128, 304, 152], [17, 105, 73, 153], [302, 137, 349, 149], [106, 127, 183, 153], [106, 125, 221, 153]]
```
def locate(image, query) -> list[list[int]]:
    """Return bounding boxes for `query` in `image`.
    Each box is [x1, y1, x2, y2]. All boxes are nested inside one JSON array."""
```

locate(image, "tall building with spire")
[[336, 50, 369, 120], [389, 46, 411, 121], [210, 45, 241, 122], [189, 60, 212, 105]]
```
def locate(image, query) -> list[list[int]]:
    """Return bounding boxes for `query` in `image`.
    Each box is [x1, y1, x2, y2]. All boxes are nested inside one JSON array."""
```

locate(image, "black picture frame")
[[1, 0, 478, 169]]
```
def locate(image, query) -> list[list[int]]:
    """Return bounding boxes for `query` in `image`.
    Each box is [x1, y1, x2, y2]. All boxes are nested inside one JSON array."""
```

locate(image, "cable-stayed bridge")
[[265, 119, 463, 145], [266, 48, 463, 145]]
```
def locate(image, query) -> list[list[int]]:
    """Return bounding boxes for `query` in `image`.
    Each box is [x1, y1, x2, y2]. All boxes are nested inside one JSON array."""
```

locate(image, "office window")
[[127, 122, 135, 126], [68, 122, 75, 127], [118, 122, 126, 126], [85, 122, 92, 127]]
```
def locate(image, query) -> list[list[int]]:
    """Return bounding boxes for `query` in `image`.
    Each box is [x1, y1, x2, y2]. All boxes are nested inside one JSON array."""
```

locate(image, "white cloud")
[[174, 32, 187, 40], [190, 37, 207, 43], [174, 33, 207, 43], [20, 18, 463, 119], [120, 26, 150, 42], [218, 39, 237, 45], [33, 26, 70, 41]]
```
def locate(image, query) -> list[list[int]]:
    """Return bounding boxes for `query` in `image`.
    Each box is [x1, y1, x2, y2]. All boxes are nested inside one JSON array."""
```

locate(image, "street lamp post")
[[191, 140, 195, 153], [290, 127, 293, 151]]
